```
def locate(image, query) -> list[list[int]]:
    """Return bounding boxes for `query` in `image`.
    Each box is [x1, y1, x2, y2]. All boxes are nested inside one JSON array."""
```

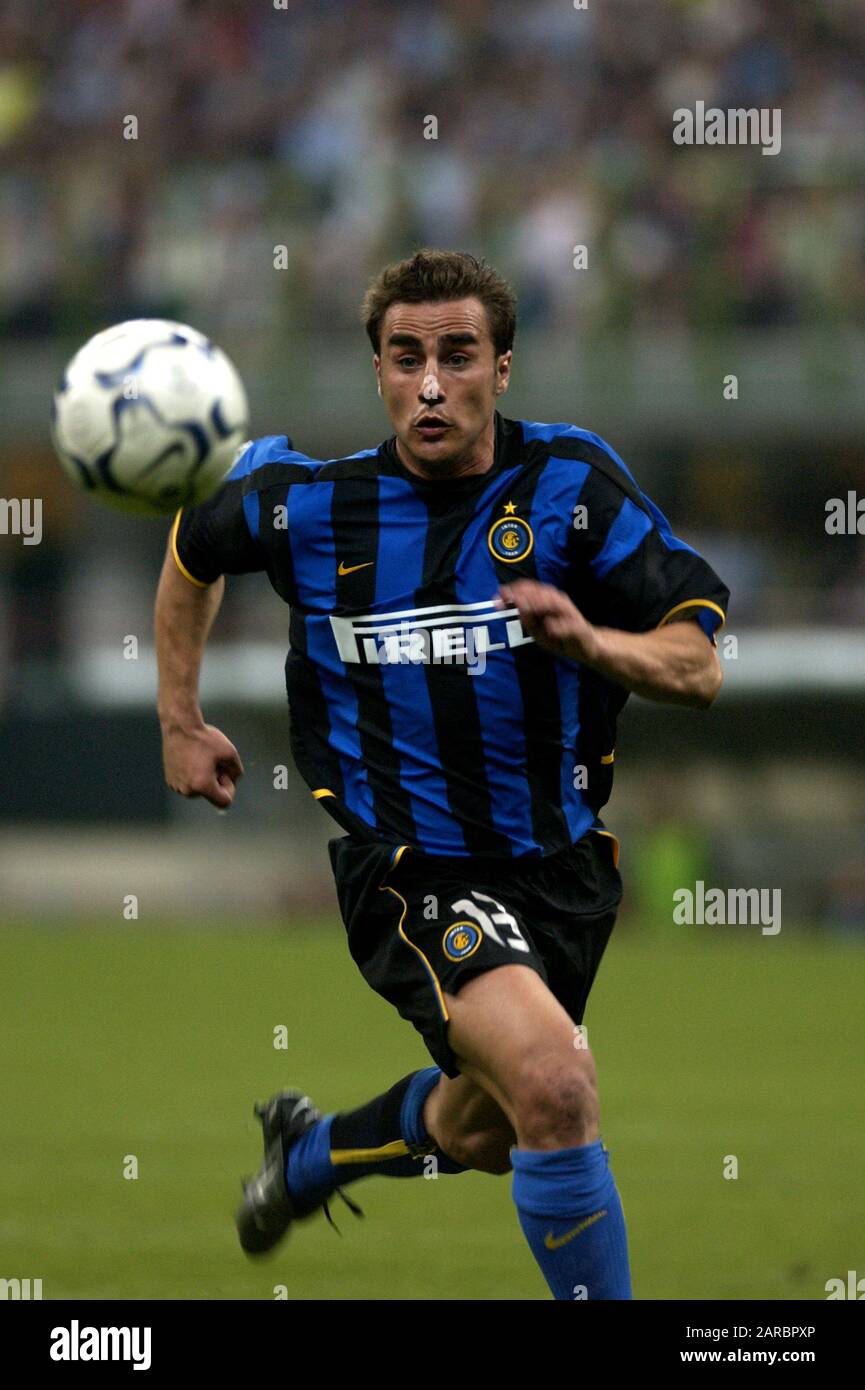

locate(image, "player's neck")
[[394, 415, 496, 482]]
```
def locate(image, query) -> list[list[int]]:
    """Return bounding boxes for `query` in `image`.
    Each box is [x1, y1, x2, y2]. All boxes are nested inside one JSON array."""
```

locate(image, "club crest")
[[488, 503, 533, 563]]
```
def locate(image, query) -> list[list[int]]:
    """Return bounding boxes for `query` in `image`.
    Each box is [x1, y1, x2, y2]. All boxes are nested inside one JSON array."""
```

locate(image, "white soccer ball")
[[50, 319, 250, 516]]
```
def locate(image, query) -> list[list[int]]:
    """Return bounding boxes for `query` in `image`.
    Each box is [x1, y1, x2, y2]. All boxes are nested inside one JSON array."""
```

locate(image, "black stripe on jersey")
[[543, 435, 651, 519], [416, 487, 509, 856], [545, 433, 729, 624], [316, 456, 389, 483], [285, 609, 378, 842], [582, 532, 727, 633], [330, 477, 419, 845], [492, 457, 574, 853], [542, 437, 645, 594], [548, 436, 701, 631], [256, 482, 300, 604], [574, 668, 628, 817], [567, 469, 632, 572], [285, 607, 342, 796], [239, 461, 319, 495]]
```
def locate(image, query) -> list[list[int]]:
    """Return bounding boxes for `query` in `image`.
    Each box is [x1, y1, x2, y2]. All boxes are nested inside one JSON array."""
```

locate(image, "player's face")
[[374, 297, 511, 477]]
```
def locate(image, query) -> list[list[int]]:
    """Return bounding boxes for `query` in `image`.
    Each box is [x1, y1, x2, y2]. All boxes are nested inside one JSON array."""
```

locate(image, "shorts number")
[[449, 892, 529, 953]]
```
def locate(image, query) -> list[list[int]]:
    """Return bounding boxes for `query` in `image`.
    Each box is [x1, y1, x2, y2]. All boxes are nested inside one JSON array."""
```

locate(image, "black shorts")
[[328, 829, 623, 1080]]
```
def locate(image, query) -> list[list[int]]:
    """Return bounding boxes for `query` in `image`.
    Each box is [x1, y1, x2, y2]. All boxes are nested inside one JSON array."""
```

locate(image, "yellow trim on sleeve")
[[600, 750, 615, 765], [170, 509, 208, 589], [312, 788, 335, 801], [656, 598, 726, 630]]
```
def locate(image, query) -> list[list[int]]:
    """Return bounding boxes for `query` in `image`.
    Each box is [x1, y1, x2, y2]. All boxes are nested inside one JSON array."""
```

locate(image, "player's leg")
[[421, 1072, 515, 1174], [237, 837, 524, 1254], [237, 831, 622, 1267], [271, 833, 516, 1200], [281, 1065, 517, 1220], [278, 1065, 473, 1216], [280, 828, 617, 1213], [235, 1065, 477, 1255], [436, 961, 631, 1300]]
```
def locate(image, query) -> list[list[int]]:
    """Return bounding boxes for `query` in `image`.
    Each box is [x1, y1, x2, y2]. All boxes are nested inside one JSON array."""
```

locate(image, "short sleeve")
[[566, 455, 730, 645], [172, 480, 262, 586], [170, 436, 293, 586]]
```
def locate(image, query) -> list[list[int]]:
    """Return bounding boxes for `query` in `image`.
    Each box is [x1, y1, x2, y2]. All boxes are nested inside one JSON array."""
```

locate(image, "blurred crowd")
[[0, 0, 863, 343], [1, 0, 865, 665]]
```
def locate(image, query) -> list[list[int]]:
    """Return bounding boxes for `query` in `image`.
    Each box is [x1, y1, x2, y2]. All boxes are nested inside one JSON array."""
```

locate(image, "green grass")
[[1, 919, 863, 1300]]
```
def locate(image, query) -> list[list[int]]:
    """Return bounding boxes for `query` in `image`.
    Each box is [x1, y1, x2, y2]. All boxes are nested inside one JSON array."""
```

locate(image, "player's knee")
[[468, 1129, 513, 1175], [436, 1125, 512, 1175], [511, 1055, 599, 1147]]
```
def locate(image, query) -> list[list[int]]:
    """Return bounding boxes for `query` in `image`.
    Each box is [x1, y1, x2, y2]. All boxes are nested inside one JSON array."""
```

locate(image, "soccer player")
[[155, 249, 729, 1300]]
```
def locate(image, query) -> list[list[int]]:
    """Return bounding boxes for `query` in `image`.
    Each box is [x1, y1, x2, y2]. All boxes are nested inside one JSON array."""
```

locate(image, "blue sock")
[[511, 1140, 632, 1300], [285, 1067, 468, 1210]]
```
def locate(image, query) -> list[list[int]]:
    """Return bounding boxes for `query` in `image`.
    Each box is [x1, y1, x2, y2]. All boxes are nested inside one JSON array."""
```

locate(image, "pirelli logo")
[[329, 599, 533, 668]]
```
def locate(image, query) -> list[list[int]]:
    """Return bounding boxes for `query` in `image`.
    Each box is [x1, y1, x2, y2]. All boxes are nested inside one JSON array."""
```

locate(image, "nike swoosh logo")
[[338, 560, 374, 576], [543, 1208, 608, 1250]]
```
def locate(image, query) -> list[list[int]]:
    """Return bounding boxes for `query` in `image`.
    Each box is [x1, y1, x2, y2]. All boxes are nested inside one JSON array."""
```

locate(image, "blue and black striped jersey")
[[173, 413, 729, 859]]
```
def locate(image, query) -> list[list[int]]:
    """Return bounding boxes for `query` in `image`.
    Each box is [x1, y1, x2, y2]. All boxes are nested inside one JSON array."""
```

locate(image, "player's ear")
[[373, 354, 382, 397], [494, 350, 512, 396]]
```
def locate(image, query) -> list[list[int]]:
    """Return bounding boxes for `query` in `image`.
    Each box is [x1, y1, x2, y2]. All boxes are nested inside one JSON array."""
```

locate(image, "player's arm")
[[498, 580, 721, 708], [154, 434, 300, 806], [503, 442, 731, 709], [154, 454, 266, 807], [155, 544, 244, 808]]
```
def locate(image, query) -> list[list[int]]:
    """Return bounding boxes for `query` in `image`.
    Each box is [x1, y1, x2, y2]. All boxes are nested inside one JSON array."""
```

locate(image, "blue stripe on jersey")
[[228, 434, 321, 482], [453, 467, 540, 856], [527, 456, 597, 841], [694, 608, 722, 640], [330, 445, 380, 461], [591, 496, 653, 578], [530, 455, 593, 583], [373, 476, 465, 854], [232, 436, 321, 546], [554, 656, 596, 845], [519, 420, 641, 489], [242, 492, 260, 540], [288, 481, 376, 829]]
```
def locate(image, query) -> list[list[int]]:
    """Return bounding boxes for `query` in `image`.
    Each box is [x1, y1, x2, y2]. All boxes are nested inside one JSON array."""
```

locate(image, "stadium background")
[[1, 0, 864, 1300]]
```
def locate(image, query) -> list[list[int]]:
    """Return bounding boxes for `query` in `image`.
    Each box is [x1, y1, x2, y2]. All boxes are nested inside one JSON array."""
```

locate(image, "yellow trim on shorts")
[[379, 882, 450, 1024], [170, 509, 208, 588], [590, 828, 620, 868]]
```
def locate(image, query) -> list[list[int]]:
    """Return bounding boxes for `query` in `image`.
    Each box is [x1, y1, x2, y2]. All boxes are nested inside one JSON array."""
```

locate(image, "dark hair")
[[361, 249, 517, 357]]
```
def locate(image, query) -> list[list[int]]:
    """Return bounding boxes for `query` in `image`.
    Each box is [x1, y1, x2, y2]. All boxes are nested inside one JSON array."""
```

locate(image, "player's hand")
[[161, 722, 244, 809], [497, 579, 600, 664]]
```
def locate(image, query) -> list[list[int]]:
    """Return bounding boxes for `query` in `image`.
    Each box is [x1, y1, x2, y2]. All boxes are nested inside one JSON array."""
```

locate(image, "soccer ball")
[[51, 319, 250, 517]]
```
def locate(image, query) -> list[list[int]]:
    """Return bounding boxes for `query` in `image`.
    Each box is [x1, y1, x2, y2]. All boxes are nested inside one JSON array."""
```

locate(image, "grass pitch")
[[1, 918, 862, 1300]]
